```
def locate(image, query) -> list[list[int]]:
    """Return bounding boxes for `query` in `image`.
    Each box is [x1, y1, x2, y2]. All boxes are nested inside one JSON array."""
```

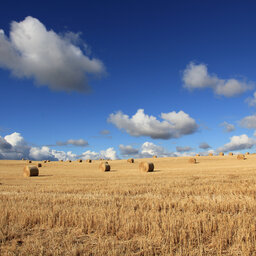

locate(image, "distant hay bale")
[[208, 153, 213, 156], [99, 162, 110, 172], [188, 158, 196, 164], [86, 159, 92, 163], [23, 166, 39, 177], [229, 152, 233, 156], [237, 154, 245, 160], [28, 160, 32, 163], [139, 162, 154, 172], [127, 158, 134, 163], [47, 160, 51, 162], [43, 160, 47, 163], [78, 159, 82, 163], [153, 155, 157, 158], [195, 154, 200, 157], [60, 160, 63, 162], [37, 163, 42, 168], [67, 160, 72, 163], [22, 158, 25, 160], [246, 152, 250, 155], [219, 152, 224, 156]]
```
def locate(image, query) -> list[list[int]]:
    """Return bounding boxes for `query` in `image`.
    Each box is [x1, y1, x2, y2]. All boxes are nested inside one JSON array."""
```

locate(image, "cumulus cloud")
[[246, 92, 256, 107], [176, 146, 192, 152], [119, 144, 139, 156], [29, 146, 58, 161], [80, 147, 118, 160], [220, 121, 235, 132], [199, 142, 211, 150], [240, 115, 256, 129], [108, 109, 198, 139], [0, 16, 105, 92], [56, 139, 89, 147], [217, 134, 256, 152], [183, 62, 253, 97]]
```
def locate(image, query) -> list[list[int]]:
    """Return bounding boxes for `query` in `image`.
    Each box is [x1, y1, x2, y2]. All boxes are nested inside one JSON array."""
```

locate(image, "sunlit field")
[[1, 155, 256, 255]]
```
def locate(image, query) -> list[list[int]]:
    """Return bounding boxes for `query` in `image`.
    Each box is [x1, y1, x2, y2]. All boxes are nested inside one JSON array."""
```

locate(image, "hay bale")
[[208, 153, 213, 156], [139, 162, 154, 172], [219, 152, 224, 156], [23, 166, 39, 177], [47, 160, 51, 162], [28, 160, 32, 163], [237, 154, 245, 160], [188, 158, 196, 164], [37, 163, 42, 168], [86, 159, 92, 163], [68, 160, 72, 162], [246, 152, 250, 155], [153, 155, 157, 158], [99, 162, 110, 172], [229, 152, 233, 156], [43, 160, 47, 163], [195, 154, 200, 157], [22, 158, 25, 160], [78, 159, 82, 163], [60, 160, 63, 162], [127, 158, 134, 163]]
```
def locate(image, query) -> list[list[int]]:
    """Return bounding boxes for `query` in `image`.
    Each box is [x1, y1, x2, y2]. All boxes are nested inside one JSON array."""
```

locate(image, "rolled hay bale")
[[219, 152, 224, 156], [208, 153, 213, 156], [78, 159, 82, 163], [47, 160, 51, 162], [86, 159, 92, 163], [99, 162, 110, 172], [195, 154, 200, 157], [28, 160, 32, 163], [246, 152, 250, 155], [153, 155, 157, 158], [23, 166, 39, 177], [43, 160, 47, 163], [68, 160, 72, 162], [37, 163, 42, 168], [22, 158, 25, 160], [60, 160, 63, 162], [188, 158, 196, 164], [127, 158, 134, 163], [229, 152, 233, 156], [139, 162, 154, 172], [237, 154, 246, 160]]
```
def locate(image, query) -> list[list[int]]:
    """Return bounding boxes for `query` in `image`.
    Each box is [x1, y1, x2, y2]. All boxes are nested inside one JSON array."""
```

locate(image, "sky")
[[1, 0, 256, 160]]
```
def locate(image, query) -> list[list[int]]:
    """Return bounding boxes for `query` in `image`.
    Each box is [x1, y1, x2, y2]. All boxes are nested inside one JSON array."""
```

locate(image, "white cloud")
[[0, 16, 105, 92], [246, 92, 256, 106], [176, 146, 192, 152], [56, 139, 88, 147], [140, 142, 174, 157], [220, 121, 235, 132], [119, 144, 139, 156], [108, 109, 198, 139], [199, 142, 211, 150], [217, 134, 256, 152], [240, 115, 256, 129], [183, 62, 253, 97], [81, 147, 118, 160], [29, 146, 58, 161]]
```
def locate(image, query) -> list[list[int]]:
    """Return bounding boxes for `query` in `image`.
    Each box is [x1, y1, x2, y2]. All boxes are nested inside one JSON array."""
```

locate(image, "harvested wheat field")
[[1, 155, 256, 256]]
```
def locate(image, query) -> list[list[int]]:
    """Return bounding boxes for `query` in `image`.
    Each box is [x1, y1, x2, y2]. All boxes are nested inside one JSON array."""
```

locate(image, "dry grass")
[[1, 156, 256, 255]]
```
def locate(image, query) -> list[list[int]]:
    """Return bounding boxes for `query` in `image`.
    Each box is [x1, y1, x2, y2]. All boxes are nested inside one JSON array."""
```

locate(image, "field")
[[1, 155, 256, 256]]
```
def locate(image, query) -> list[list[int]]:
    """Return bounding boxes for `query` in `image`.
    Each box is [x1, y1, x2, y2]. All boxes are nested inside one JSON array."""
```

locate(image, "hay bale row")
[[139, 162, 154, 172], [24, 166, 39, 177]]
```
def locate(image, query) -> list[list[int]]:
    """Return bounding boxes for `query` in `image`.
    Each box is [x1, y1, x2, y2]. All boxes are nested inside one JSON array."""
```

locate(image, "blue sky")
[[1, 0, 256, 160]]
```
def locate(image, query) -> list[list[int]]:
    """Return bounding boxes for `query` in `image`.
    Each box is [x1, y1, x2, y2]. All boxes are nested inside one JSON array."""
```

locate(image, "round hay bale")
[[60, 160, 63, 162], [78, 159, 82, 163], [237, 154, 245, 160], [153, 155, 157, 158], [228, 152, 233, 156], [43, 160, 47, 163], [195, 154, 200, 157], [68, 160, 72, 162], [188, 158, 196, 164], [23, 166, 39, 177], [28, 160, 32, 163], [47, 160, 51, 162], [37, 163, 42, 168], [219, 152, 224, 156], [208, 153, 213, 156], [246, 152, 250, 155], [99, 162, 110, 172], [139, 162, 154, 172], [127, 158, 134, 163], [86, 159, 92, 163], [22, 158, 25, 160]]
